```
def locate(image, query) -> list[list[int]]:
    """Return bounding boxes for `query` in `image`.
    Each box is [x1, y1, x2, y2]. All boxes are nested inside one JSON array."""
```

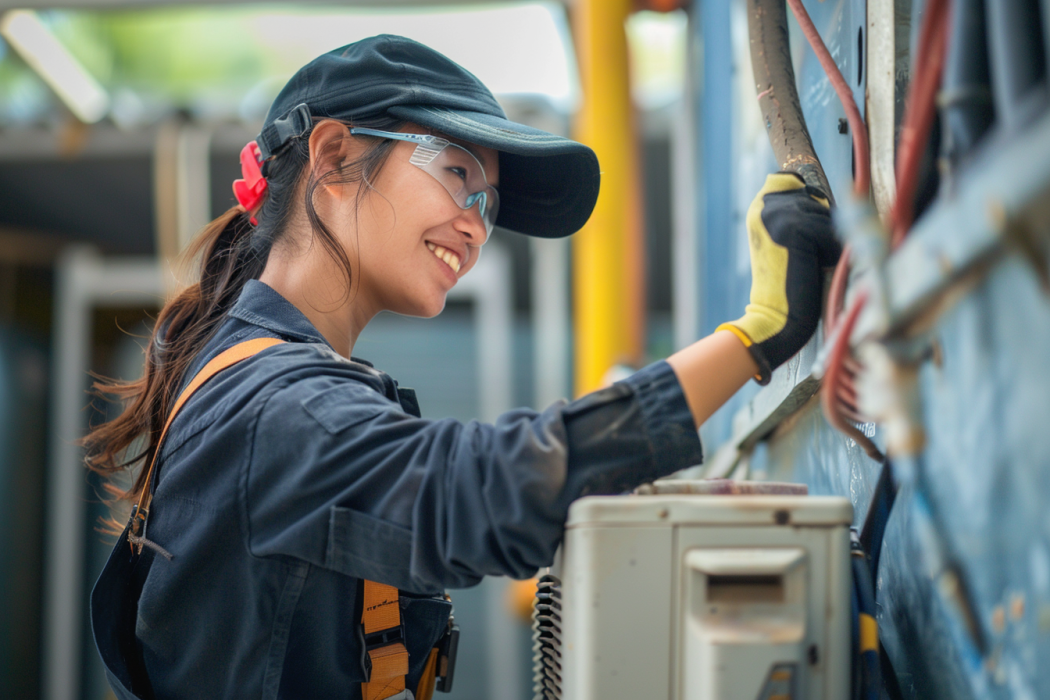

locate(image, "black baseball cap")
[[256, 34, 600, 239]]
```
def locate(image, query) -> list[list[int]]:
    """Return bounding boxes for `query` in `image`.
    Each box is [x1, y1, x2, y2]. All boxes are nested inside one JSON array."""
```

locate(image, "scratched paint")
[[744, 149, 1050, 700], [697, 0, 1050, 697]]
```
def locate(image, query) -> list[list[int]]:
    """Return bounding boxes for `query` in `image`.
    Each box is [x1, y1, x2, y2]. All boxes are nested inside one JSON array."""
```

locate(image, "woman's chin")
[[422, 301, 446, 318], [398, 295, 446, 319]]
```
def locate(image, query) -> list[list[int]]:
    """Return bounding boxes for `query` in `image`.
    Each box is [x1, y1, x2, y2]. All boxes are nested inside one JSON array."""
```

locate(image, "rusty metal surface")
[[637, 478, 808, 495]]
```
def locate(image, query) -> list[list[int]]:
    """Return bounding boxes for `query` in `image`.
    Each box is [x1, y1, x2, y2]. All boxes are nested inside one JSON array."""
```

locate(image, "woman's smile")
[[426, 241, 462, 274]]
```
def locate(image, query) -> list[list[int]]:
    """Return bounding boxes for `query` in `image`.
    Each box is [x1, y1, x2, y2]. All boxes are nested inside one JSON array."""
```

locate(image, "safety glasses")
[[349, 127, 500, 235]]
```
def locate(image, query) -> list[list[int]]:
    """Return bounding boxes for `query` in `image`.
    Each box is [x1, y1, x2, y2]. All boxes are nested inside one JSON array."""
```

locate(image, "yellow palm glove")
[[717, 172, 840, 384]]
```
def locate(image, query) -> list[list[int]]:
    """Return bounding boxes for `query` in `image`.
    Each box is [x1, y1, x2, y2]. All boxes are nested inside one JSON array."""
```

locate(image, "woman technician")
[[87, 35, 839, 700]]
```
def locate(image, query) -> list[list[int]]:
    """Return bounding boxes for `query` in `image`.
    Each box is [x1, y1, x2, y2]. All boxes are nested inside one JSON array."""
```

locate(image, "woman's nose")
[[457, 207, 489, 247]]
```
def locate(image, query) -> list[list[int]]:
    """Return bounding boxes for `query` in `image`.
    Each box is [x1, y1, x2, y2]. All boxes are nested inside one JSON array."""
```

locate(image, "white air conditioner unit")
[[534, 483, 852, 700]]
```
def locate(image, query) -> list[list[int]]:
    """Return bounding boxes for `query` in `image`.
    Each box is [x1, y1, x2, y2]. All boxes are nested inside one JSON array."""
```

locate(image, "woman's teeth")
[[426, 242, 461, 273]]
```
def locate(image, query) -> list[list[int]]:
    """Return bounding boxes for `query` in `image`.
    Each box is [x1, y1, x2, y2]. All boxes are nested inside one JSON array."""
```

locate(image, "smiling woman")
[[79, 32, 835, 700]]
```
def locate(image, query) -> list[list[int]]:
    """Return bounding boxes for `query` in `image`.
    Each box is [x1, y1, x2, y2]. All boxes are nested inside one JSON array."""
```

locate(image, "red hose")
[[891, 0, 952, 248], [820, 290, 885, 461], [825, 244, 852, 333], [786, 0, 871, 197]]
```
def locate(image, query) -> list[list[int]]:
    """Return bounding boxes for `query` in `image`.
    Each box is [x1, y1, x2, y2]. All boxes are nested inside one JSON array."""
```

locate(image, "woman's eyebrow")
[[461, 143, 487, 168], [444, 136, 497, 187], [465, 146, 499, 189], [445, 137, 486, 168]]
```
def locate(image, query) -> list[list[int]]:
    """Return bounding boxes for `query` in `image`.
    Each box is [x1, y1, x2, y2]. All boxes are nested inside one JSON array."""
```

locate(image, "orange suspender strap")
[[128, 337, 285, 549], [361, 580, 411, 700], [415, 649, 439, 700]]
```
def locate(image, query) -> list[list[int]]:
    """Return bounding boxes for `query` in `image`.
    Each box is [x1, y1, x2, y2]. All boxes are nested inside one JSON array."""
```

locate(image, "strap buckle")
[[259, 102, 312, 159], [364, 623, 405, 650], [127, 504, 147, 553], [358, 622, 406, 683]]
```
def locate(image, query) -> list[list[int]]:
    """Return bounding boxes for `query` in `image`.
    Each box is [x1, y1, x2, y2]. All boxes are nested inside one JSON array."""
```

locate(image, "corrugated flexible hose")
[[531, 574, 563, 700]]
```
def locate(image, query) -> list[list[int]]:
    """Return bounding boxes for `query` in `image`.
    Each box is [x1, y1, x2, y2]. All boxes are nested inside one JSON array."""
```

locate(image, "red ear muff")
[[232, 141, 267, 225]]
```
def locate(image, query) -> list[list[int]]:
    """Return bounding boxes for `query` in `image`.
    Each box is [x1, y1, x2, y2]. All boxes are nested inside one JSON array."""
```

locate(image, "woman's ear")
[[307, 120, 358, 199]]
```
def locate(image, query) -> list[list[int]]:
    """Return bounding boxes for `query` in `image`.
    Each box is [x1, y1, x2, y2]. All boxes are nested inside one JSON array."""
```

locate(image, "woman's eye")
[[447, 166, 468, 181]]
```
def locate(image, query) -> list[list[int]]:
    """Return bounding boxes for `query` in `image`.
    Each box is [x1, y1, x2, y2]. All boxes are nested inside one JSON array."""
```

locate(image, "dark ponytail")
[[84, 114, 405, 533]]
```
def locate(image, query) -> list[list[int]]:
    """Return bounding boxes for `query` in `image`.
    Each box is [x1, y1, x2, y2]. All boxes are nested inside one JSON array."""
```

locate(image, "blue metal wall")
[[746, 253, 1050, 699], [693, 0, 1050, 697]]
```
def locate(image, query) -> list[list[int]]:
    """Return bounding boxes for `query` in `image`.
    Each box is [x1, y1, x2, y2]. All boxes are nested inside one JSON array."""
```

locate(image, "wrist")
[[715, 319, 775, 385], [667, 331, 761, 427]]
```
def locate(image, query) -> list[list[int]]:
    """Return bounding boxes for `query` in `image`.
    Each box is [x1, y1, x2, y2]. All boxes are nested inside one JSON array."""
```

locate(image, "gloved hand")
[[717, 172, 841, 384]]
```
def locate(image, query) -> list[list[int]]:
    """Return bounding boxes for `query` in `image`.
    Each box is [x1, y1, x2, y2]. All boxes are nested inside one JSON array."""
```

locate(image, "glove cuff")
[[715, 322, 773, 385]]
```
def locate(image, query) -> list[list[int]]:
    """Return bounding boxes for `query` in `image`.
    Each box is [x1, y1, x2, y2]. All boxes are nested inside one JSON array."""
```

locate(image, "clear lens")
[[348, 128, 500, 235], [411, 140, 499, 234]]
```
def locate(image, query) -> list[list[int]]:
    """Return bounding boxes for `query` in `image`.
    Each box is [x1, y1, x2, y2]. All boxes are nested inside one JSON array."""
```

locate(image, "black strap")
[[859, 457, 897, 583], [853, 457, 901, 700]]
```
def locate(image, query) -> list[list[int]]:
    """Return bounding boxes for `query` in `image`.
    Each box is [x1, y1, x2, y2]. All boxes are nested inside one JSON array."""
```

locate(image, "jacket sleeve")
[[245, 360, 702, 594]]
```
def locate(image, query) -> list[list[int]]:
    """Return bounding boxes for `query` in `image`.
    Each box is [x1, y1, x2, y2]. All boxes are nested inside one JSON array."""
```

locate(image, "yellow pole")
[[571, 0, 645, 396]]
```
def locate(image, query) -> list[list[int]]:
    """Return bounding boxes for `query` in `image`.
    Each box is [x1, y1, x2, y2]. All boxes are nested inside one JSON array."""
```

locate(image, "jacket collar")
[[228, 280, 333, 348]]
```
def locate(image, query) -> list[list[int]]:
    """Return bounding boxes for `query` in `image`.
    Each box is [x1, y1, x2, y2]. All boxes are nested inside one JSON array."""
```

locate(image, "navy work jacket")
[[91, 280, 704, 700]]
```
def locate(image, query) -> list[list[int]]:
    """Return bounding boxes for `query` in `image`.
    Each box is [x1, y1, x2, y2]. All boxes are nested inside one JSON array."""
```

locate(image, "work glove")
[[717, 172, 841, 384]]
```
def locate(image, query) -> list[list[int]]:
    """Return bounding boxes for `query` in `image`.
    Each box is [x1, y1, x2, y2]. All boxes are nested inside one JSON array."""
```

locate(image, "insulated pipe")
[[745, 0, 834, 201], [939, 0, 994, 169], [985, 0, 1048, 133]]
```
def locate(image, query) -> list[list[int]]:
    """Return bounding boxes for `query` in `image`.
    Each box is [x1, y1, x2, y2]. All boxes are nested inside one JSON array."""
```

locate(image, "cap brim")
[[387, 105, 599, 238]]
